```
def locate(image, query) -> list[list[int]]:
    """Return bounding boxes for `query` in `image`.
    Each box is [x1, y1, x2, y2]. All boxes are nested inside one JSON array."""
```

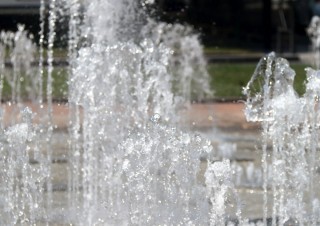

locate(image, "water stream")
[[0, 0, 320, 225]]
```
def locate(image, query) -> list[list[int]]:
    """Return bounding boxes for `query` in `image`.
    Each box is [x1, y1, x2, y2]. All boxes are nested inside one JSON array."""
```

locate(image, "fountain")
[[0, 0, 241, 225], [1, 0, 320, 225], [243, 52, 320, 225], [307, 16, 320, 69]]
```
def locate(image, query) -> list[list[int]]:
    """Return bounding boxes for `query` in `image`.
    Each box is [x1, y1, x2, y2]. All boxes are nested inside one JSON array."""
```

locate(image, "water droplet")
[[195, 135, 202, 143], [181, 134, 190, 144], [145, 0, 155, 4], [122, 159, 130, 171], [150, 113, 161, 123], [284, 218, 299, 226]]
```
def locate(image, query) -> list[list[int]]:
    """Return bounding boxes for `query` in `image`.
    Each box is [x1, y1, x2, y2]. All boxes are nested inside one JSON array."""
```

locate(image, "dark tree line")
[[0, 0, 313, 51], [155, 0, 312, 51]]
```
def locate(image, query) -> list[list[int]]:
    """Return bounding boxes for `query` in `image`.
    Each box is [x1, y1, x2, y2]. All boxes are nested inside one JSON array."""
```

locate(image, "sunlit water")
[[0, 0, 320, 225], [243, 52, 320, 225], [0, 0, 236, 225]]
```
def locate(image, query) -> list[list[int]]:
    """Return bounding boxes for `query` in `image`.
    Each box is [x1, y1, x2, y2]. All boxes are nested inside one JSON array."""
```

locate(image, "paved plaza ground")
[[0, 102, 260, 131]]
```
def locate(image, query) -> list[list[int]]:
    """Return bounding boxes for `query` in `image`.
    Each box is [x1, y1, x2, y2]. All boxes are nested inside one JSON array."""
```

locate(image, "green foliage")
[[209, 63, 309, 99], [0, 62, 311, 102], [1, 67, 68, 101], [47, 67, 68, 100]]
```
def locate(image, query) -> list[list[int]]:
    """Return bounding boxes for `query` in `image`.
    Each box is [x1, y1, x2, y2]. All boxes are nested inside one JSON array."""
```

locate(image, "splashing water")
[[6, 0, 320, 225], [244, 52, 320, 225], [66, 0, 229, 224], [4, 0, 320, 225], [307, 16, 320, 69], [142, 20, 212, 101], [0, 0, 244, 225], [0, 25, 38, 103]]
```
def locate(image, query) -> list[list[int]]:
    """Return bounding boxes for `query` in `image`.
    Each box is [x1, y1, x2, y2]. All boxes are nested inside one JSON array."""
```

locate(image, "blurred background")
[[0, 0, 316, 53], [156, 0, 312, 53], [0, 0, 317, 100]]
